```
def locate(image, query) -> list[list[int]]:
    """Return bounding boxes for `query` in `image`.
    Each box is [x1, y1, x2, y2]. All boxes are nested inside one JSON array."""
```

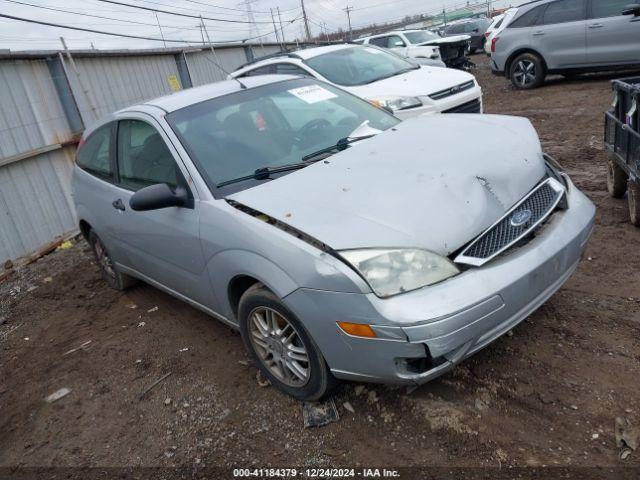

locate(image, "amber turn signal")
[[337, 322, 377, 338]]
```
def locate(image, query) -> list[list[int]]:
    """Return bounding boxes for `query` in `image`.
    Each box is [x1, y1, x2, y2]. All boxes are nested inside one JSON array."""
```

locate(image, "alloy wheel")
[[94, 237, 116, 280], [513, 60, 536, 87], [248, 307, 310, 387]]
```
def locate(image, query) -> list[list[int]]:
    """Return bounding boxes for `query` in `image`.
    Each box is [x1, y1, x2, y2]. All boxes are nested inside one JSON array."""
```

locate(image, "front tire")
[[238, 285, 335, 401], [607, 158, 628, 198], [89, 231, 137, 290], [509, 53, 545, 89]]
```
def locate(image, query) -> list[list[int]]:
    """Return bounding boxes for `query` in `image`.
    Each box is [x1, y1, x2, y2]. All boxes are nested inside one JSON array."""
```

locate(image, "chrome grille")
[[429, 80, 475, 100], [455, 178, 566, 267]]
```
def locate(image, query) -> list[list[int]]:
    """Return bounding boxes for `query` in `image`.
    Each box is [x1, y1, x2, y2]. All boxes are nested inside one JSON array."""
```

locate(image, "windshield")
[[305, 46, 417, 87], [166, 78, 399, 191], [404, 31, 440, 44]]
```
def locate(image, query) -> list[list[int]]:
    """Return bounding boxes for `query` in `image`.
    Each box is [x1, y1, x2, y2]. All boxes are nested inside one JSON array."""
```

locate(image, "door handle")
[[112, 199, 126, 211], [533, 30, 545, 36], [588, 23, 603, 28]]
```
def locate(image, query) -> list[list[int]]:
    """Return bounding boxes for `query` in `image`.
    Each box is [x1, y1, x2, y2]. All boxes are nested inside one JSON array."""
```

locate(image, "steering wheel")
[[295, 118, 331, 148]]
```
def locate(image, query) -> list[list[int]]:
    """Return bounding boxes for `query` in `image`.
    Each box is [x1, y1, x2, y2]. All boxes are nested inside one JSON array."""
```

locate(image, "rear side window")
[[368, 36, 388, 47], [274, 63, 310, 76], [509, 5, 546, 27], [446, 24, 464, 34], [542, 0, 586, 24], [590, 0, 629, 18], [76, 123, 113, 181], [241, 65, 274, 77], [386, 35, 406, 47], [116, 120, 178, 191]]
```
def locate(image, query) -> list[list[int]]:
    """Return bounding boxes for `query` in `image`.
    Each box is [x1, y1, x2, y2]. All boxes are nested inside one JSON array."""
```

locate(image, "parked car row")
[[72, 34, 596, 400], [231, 44, 483, 117]]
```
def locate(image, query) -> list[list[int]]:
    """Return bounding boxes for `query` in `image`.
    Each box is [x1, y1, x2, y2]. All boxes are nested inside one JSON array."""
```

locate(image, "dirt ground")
[[1, 55, 639, 474]]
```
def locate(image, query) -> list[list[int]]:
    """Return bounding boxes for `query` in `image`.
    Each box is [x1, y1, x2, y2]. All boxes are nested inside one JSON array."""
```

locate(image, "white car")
[[230, 44, 482, 119], [357, 30, 472, 70], [484, 9, 518, 55]]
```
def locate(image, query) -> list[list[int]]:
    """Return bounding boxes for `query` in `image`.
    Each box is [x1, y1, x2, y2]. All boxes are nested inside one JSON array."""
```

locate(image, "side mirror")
[[622, 3, 640, 15], [129, 183, 190, 211]]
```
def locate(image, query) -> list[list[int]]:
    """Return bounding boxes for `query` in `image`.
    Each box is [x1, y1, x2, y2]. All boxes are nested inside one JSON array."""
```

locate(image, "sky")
[[0, 0, 512, 51]]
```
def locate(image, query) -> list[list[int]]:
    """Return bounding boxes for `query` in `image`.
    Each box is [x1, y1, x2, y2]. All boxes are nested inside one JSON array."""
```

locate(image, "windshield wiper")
[[301, 134, 377, 162], [217, 162, 313, 188]]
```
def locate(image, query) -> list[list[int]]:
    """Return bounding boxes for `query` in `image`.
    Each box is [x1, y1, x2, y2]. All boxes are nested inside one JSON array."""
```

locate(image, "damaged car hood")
[[228, 114, 546, 255], [419, 34, 471, 46]]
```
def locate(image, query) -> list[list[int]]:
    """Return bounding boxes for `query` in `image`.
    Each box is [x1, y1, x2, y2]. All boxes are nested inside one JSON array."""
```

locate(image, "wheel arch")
[[505, 48, 547, 78]]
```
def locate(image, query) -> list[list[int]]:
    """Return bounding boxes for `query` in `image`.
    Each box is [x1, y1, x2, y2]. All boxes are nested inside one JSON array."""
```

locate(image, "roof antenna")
[[200, 15, 247, 89]]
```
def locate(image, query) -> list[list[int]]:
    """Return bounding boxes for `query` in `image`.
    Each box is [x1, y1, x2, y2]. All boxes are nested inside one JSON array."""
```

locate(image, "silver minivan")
[[491, 0, 640, 88]]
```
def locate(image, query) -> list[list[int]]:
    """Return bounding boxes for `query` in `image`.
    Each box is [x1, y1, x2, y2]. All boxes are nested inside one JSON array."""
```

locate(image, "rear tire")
[[509, 53, 545, 89], [607, 158, 628, 198], [89, 231, 137, 290], [238, 285, 336, 401], [629, 180, 640, 227]]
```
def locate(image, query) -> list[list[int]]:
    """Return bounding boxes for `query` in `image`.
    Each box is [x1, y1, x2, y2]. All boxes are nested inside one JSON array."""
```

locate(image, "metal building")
[[0, 42, 299, 267]]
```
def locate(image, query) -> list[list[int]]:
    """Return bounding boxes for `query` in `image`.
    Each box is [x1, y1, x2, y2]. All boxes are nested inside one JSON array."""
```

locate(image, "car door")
[[531, 0, 588, 68], [586, 0, 640, 65], [110, 115, 208, 303]]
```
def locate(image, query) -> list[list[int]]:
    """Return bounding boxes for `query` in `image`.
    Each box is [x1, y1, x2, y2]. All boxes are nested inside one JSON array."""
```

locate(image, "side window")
[[387, 35, 406, 47], [509, 5, 546, 27], [241, 65, 274, 77], [591, 0, 629, 18], [274, 63, 310, 76], [464, 23, 478, 33], [368, 36, 388, 47], [117, 120, 179, 191], [76, 123, 113, 181], [542, 0, 586, 24]]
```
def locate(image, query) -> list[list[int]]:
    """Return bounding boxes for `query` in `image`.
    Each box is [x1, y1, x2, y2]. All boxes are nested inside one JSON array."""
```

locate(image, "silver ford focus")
[[72, 75, 595, 400]]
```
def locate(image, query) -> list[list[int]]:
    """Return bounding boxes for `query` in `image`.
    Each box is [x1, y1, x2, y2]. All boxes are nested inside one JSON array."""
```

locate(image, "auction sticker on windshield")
[[288, 85, 337, 104]]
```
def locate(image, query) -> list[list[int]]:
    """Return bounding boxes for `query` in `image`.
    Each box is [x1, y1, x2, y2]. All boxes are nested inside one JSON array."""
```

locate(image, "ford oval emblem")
[[510, 209, 533, 227]]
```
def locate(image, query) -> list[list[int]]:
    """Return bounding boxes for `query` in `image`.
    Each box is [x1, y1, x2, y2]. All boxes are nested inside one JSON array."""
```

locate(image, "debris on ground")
[[303, 398, 339, 428], [238, 360, 250, 366], [138, 372, 172, 401], [62, 340, 92, 356], [354, 385, 366, 396], [43, 277, 53, 283], [256, 370, 270, 388], [4, 260, 13, 270], [147, 306, 158, 313], [56, 241, 73, 251], [615, 417, 639, 460], [45, 388, 71, 403], [343, 401, 355, 414], [178, 347, 189, 352]]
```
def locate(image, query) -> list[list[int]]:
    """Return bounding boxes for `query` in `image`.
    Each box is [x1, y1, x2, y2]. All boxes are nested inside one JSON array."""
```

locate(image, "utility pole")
[[238, 0, 260, 40], [300, 0, 311, 41], [322, 22, 330, 43], [277, 7, 286, 45], [343, 6, 353, 41], [270, 8, 281, 45], [154, 12, 167, 48], [443, 7, 447, 25]]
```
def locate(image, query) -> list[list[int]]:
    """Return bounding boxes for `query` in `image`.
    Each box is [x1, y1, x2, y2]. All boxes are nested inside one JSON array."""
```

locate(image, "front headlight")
[[368, 96, 423, 111], [340, 248, 460, 298]]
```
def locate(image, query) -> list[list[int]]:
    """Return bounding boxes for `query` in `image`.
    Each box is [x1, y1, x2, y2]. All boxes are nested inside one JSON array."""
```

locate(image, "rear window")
[[508, 5, 546, 27], [76, 123, 113, 181], [541, 0, 586, 24]]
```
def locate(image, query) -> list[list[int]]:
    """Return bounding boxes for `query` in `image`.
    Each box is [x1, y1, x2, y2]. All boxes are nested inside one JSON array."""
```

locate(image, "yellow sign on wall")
[[167, 74, 181, 92]]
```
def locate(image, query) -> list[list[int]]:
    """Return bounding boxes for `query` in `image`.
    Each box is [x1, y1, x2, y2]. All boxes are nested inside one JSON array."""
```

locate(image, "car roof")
[[120, 75, 298, 113]]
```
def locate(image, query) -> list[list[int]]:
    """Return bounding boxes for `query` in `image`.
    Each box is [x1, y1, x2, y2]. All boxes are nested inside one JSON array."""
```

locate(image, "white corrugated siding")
[[185, 49, 249, 86], [0, 60, 77, 266], [69, 54, 183, 126]]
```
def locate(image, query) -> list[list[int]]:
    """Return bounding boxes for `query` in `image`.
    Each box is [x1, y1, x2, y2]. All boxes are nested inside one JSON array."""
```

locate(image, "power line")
[[0, 12, 300, 44], [91, 0, 283, 24]]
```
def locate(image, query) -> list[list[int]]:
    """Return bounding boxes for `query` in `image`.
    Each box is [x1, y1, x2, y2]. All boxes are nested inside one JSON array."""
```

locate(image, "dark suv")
[[442, 18, 492, 53]]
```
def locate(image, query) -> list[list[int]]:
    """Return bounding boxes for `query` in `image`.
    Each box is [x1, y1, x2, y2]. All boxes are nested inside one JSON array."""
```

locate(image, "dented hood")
[[418, 34, 471, 46], [228, 114, 546, 255]]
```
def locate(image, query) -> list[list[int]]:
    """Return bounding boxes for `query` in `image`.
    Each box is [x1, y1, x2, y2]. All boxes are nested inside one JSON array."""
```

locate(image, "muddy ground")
[[1, 55, 639, 474]]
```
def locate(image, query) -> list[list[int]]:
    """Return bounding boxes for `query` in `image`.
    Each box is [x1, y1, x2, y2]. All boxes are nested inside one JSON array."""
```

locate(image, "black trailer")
[[604, 76, 640, 226]]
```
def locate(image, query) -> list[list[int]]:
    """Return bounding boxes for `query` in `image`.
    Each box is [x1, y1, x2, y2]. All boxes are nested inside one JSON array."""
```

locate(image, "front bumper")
[[283, 178, 595, 385], [393, 84, 483, 120]]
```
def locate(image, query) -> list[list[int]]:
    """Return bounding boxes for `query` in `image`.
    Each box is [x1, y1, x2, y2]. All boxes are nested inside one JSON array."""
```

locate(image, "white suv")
[[230, 44, 482, 119]]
